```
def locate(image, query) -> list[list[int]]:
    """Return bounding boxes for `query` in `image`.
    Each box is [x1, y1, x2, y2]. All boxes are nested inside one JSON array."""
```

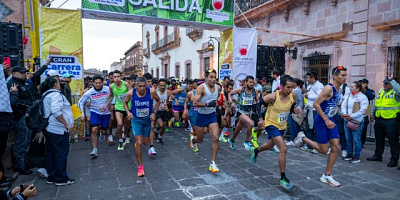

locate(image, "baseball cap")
[[361, 78, 369, 83], [12, 66, 29, 73], [383, 77, 391, 84], [62, 73, 74, 78], [262, 85, 272, 93], [47, 70, 60, 77]]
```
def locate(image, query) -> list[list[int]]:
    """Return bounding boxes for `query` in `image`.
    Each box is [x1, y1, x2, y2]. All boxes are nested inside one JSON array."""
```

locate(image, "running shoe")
[[350, 157, 360, 164], [107, 135, 114, 146], [280, 178, 294, 190], [165, 128, 170, 132], [228, 138, 237, 150], [311, 149, 318, 154], [168, 120, 174, 127], [219, 136, 228, 143], [190, 135, 199, 152], [209, 161, 220, 173], [326, 148, 331, 155], [137, 165, 145, 177], [320, 174, 340, 187], [224, 131, 229, 137], [173, 122, 181, 128], [294, 131, 306, 147], [300, 145, 312, 152], [125, 137, 131, 144], [285, 141, 295, 146], [250, 147, 258, 163], [89, 148, 98, 157], [118, 143, 124, 151], [244, 141, 251, 150], [343, 154, 353, 161], [193, 143, 198, 152], [55, 179, 75, 186], [37, 168, 48, 179], [251, 139, 259, 148], [157, 138, 164, 145], [148, 147, 157, 155], [272, 145, 280, 153], [341, 150, 347, 158]]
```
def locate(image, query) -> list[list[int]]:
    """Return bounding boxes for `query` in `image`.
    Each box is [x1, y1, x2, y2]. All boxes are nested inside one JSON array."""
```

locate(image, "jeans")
[[334, 114, 347, 151], [305, 109, 317, 148], [374, 117, 400, 163], [0, 131, 9, 174], [344, 120, 364, 158], [13, 116, 30, 169], [361, 115, 369, 145], [288, 115, 301, 142], [45, 131, 70, 183]]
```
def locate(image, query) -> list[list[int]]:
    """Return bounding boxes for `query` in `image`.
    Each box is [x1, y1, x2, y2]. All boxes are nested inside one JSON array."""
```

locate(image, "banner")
[[232, 27, 257, 88], [82, 0, 234, 30], [219, 27, 232, 80]]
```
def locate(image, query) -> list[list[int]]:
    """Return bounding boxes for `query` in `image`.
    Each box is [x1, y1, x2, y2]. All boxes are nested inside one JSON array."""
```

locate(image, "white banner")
[[232, 27, 257, 88]]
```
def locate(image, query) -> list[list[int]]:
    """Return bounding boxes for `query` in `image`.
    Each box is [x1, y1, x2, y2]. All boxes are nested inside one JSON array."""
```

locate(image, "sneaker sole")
[[46, 181, 55, 184], [320, 178, 340, 187], [90, 154, 98, 157], [209, 167, 220, 173], [55, 181, 75, 186]]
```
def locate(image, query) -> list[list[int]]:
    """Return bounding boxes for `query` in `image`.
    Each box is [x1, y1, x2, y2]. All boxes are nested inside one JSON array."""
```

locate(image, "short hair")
[[205, 69, 217, 77], [113, 70, 121, 76], [332, 66, 347, 76], [152, 79, 158, 84], [306, 72, 318, 80], [223, 76, 230, 81], [245, 76, 254, 82], [227, 82, 234, 88], [187, 79, 194, 84], [136, 76, 147, 85], [108, 72, 114, 76], [159, 78, 167, 84], [93, 75, 104, 82], [272, 70, 280, 76], [143, 73, 153, 80], [281, 75, 294, 86], [130, 74, 138, 80]]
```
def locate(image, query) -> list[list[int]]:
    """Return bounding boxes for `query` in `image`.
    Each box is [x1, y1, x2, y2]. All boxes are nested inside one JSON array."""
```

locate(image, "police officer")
[[367, 75, 400, 169]]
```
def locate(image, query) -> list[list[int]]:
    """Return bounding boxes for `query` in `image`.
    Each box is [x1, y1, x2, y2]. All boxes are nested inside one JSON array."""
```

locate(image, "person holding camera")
[[0, 184, 37, 200]]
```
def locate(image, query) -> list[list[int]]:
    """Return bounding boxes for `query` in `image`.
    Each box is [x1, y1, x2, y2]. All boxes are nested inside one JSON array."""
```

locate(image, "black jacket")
[[364, 87, 375, 101], [7, 77, 35, 119]]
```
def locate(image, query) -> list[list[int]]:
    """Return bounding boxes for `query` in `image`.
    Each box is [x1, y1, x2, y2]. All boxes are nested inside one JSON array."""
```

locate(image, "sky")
[[50, 0, 142, 71]]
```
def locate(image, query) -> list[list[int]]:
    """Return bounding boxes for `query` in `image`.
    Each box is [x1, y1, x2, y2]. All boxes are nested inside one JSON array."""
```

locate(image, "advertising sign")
[[219, 69, 231, 80], [44, 55, 83, 79]]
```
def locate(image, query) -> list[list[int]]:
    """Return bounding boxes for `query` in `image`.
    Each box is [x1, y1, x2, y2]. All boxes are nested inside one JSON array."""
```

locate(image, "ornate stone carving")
[[265, 15, 270, 27], [303, 1, 310, 16], [380, 34, 390, 62], [283, 7, 289, 21], [331, 0, 338, 6]]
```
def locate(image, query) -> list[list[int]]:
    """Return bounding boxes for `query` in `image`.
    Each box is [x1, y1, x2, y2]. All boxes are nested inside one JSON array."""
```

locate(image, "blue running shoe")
[[280, 178, 294, 190], [250, 147, 257, 163], [228, 138, 236, 150], [244, 141, 251, 150]]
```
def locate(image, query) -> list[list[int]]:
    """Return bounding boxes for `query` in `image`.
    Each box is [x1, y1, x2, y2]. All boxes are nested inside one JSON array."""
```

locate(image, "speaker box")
[[0, 52, 24, 68], [0, 22, 23, 52]]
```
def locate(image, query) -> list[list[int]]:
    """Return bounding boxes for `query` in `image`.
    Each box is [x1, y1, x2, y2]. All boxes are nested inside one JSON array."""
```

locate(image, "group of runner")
[[78, 66, 348, 190]]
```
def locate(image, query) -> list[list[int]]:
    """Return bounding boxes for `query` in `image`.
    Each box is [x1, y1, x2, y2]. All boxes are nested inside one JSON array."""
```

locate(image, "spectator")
[[287, 78, 305, 146], [41, 76, 75, 186], [254, 78, 262, 93], [271, 70, 281, 92], [0, 184, 37, 200], [335, 83, 351, 158], [360, 78, 375, 147], [61, 73, 74, 105], [261, 77, 268, 86]]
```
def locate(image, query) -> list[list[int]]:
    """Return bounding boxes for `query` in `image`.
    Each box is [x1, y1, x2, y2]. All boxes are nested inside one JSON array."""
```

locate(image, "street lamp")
[[207, 36, 220, 78], [283, 41, 298, 60]]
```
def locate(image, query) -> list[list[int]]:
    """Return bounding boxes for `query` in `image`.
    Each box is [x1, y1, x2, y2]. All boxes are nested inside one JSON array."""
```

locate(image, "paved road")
[[9, 127, 400, 200]]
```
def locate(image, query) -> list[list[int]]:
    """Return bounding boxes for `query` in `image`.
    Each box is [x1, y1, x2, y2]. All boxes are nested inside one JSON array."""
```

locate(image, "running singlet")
[[131, 87, 153, 119], [189, 90, 198, 116], [156, 90, 168, 111], [78, 86, 111, 115], [111, 81, 129, 111], [320, 83, 341, 118], [197, 83, 219, 115], [172, 86, 187, 107], [238, 87, 256, 114], [265, 91, 294, 130]]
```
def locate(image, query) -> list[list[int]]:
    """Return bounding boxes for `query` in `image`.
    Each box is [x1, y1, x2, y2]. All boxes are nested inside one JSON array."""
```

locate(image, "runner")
[[217, 82, 232, 143], [228, 76, 259, 150], [250, 75, 300, 190], [294, 66, 347, 187], [191, 69, 224, 173], [107, 72, 117, 143], [183, 80, 199, 148], [123, 77, 160, 177], [154, 78, 169, 145], [78, 75, 113, 158], [110, 70, 132, 150], [143, 73, 157, 155], [167, 79, 179, 127], [170, 81, 188, 128]]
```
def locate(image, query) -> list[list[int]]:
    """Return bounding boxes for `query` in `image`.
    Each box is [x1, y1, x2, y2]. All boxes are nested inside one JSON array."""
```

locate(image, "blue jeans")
[[344, 120, 364, 158], [289, 115, 301, 142], [45, 131, 70, 183], [334, 114, 347, 150], [13, 116, 30, 169]]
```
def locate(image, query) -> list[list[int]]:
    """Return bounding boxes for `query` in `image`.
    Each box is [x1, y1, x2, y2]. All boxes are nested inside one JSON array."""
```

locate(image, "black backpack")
[[26, 91, 58, 133]]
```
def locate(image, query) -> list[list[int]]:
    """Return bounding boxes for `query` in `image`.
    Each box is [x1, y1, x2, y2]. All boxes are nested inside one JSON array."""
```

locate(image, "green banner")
[[82, 0, 233, 29]]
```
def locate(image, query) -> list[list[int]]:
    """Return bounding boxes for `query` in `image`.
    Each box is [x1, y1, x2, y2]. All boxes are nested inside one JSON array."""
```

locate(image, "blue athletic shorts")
[[172, 105, 184, 112], [131, 117, 151, 137], [314, 114, 339, 144], [189, 113, 198, 127], [196, 112, 218, 128], [265, 125, 285, 140], [90, 112, 111, 130]]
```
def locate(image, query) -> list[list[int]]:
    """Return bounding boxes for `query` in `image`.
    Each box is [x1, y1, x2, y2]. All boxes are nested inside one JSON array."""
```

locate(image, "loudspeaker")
[[0, 22, 23, 52], [0, 52, 24, 68]]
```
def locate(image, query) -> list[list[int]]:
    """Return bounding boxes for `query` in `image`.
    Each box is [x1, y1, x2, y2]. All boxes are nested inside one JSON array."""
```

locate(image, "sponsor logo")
[[212, 0, 224, 11], [206, 0, 229, 22]]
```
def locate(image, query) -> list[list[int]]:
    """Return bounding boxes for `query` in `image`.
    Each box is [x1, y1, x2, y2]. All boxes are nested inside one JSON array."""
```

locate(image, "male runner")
[[154, 78, 169, 145], [107, 72, 117, 142], [250, 75, 300, 190], [191, 69, 224, 173], [228, 76, 260, 150], [110, 70, 132, 150], [294, 66, 347, 187], [170, 82, 188, 128], [124, 77, 160, 177], [218, 82, 233, 142], [143, 73, 157, 155], [78, 75, 113, 158], [183, 80, 199, 145]]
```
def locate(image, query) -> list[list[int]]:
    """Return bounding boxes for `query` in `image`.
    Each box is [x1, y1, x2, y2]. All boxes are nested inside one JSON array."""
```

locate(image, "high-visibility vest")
[[375, 89, 400, 119]]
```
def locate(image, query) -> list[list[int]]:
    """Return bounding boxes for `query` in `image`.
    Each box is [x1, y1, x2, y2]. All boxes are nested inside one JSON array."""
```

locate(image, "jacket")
[[341, 92, 369, 122], [43, 89, 74, 134], [6, 77, 35, 119]]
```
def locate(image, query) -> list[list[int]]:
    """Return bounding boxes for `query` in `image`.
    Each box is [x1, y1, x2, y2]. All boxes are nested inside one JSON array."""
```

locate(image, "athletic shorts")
[[265, 125, 285, 140], [131, 117, 151, 137], [114, 110, 127, 117], [156, 111, 168, 122], [172, 105, 184, 112], [189, 114, 198, 127], [314, 114, 339, 144], [196, 112, 218, 128], [90, 112, 111, 130]]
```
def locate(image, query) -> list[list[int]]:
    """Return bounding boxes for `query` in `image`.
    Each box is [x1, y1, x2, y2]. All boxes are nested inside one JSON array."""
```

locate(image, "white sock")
[[119, 139, 123, 143], [231, 117, 235, 127], [221, 127, 228, 136]]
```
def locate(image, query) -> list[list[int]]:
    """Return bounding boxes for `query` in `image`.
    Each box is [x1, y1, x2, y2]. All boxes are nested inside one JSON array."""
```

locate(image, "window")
[[186, 63, 191, 79], [204, 57, 210, 72], [164, 26, 168, 39], [156, 68, 159, 79], [388, 46, 400, 83], [164, 64, 168, 77], [175, 64, 180, 79], [151, 69, 154, 76], [303, 52, 330, 85]]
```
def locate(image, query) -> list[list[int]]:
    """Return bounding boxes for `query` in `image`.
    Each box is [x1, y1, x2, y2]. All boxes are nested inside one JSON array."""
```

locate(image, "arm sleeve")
[[390, 80, 400, 99], [51, 94, 64, 117], [9, 91, 19, 107], [350, 96, 369, 119], [78, 92, 89, 114], [32, 64, 48, 82]]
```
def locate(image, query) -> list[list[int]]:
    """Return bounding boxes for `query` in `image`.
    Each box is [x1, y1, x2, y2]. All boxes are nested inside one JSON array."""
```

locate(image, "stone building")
[[123, 41, 142, 77], [235, 0, 400, 92]]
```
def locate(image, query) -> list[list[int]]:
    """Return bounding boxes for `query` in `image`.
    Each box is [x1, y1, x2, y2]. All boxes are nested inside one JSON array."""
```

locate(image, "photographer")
[[0, 184, 37, 200]]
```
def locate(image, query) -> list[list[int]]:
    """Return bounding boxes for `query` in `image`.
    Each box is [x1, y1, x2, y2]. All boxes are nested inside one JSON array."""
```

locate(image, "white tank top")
[[156, 90, 168, 111], [197, 83, 219, 114]]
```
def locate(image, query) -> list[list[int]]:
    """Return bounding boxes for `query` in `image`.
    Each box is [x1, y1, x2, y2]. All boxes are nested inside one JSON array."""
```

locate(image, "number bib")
[[242, 97, 253, 105], [178, 96, 186, 103], [159, 100, 166, 110], [118, 94, 127, 101], [277, 113, 289, 124], [136, 108, 149, 117], [327, 107, 338, 117]]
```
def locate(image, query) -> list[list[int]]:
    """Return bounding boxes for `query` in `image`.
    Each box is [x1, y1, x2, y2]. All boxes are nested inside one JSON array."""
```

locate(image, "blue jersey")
[[320, 83, 341, 118], [172, 86, 187, 107], [189, 90, 198, 117], [131, 87, 153, 119]]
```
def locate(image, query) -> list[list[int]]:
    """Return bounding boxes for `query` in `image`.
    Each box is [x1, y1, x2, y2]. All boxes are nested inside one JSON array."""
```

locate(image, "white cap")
[[47, 70, 60, 77]]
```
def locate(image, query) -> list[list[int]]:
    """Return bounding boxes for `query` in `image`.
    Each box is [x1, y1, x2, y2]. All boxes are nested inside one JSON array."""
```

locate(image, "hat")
[[62, 73, 74, 78], [262, 85, 272, 92], [47, 70, 60, 77], [383, 77, 391, 84], [261, 77, 267, 82], [361, 78, 369, 83], [12, 66, 28, 73]]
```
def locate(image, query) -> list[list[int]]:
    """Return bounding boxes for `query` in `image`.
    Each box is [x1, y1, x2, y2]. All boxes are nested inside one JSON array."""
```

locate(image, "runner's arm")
[[101, 87, 113, 111], [78, 91, 89, 116], [193, 85, 206, 107], [292, 92, 301, 114], [184, 92, 191, 111], [151, 88, 160, 114], [171, 87, 183, 94], [123, 90, 133, 114], [228, 87, 242, 107]]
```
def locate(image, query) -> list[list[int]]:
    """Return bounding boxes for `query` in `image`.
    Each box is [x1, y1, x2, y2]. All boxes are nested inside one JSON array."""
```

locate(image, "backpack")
[[26, 91, 58, 133]]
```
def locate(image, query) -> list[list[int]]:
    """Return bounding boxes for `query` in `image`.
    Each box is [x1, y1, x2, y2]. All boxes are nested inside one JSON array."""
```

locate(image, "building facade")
[[142, 24, 219, 80], [235, 0, 400, 92], [123, 41, 142, 77]]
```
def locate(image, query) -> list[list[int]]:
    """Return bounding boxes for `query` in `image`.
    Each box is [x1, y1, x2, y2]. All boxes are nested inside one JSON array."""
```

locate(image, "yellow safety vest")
[[375, 89, 400, 119]]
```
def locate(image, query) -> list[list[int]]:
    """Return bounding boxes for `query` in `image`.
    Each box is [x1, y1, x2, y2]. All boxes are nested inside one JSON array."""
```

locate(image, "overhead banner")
[[232, 27, 257, 88], [219, 27, 233, 80], [82, 0, 234, 30]]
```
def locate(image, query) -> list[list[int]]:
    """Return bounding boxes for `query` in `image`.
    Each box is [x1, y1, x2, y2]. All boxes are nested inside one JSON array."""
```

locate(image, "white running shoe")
[[125, 137, 131, 144], [320, 174, 340, 187], [148, 147, 157, 155], [326, 148, 331, 155], [294, 131, 306, 147], [272, 145, 280, 153], [341, 150, 347, 158], [37, 168, 48, 178], [90, 148, 98, 157], [311, 149, 318, 154], [285, 141, 295, 146], [209, 161, 220, 173]]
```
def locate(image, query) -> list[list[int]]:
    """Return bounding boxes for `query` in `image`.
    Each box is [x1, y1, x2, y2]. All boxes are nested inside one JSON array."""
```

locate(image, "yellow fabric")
[[265, 91, 294, 130], [71, 104, 83, 120], [375, 89, 400, 119]]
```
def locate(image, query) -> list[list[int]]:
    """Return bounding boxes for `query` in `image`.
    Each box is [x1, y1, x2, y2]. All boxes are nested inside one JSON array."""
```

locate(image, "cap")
[[262, 85, 272, 92], [47, 70, 60, 77], [361, 78, 369, 83], [12, 66, 28, 73], [383, 77, 391, 84], [62, 73, 74, 78]]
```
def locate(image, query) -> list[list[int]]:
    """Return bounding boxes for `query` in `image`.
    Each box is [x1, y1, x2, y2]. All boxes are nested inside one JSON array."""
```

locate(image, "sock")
[[254, 148, 259, 156], [119, 139, 123, 143], [280, 172, 286, 180], [221, 127, 228, 136]]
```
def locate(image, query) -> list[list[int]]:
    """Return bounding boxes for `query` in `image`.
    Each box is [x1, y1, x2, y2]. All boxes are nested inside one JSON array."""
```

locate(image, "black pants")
[[374, 117, 400, 163], [45, 131, 70, 183], [0, 131, 9, 175], [361, 115, 369, 145]]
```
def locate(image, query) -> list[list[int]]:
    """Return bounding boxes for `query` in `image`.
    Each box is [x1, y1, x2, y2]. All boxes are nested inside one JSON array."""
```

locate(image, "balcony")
[[143, 48, 150, 58], [235, 0, 272, 15], [234, 0, 292, 25], [151, 32, 180, 55], [186, 28, 203, 42]]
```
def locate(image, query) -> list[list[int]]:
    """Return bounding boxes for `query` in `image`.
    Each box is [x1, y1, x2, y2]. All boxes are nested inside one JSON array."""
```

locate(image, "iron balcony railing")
[[143, 48, 148, 54], [186, 28, 203, 35], [235, 0, 271, 15], [151, 33, 177, 51]]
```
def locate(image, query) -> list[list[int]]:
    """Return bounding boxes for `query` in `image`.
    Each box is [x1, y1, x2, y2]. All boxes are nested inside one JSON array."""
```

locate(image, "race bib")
[[277, 113, 289, 124], [178, 96, 186, 103], [327, 107, 338, 117], [136, 108, 149, 117], [118, 94, 127, 101], [242, 97, 253, 105]]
